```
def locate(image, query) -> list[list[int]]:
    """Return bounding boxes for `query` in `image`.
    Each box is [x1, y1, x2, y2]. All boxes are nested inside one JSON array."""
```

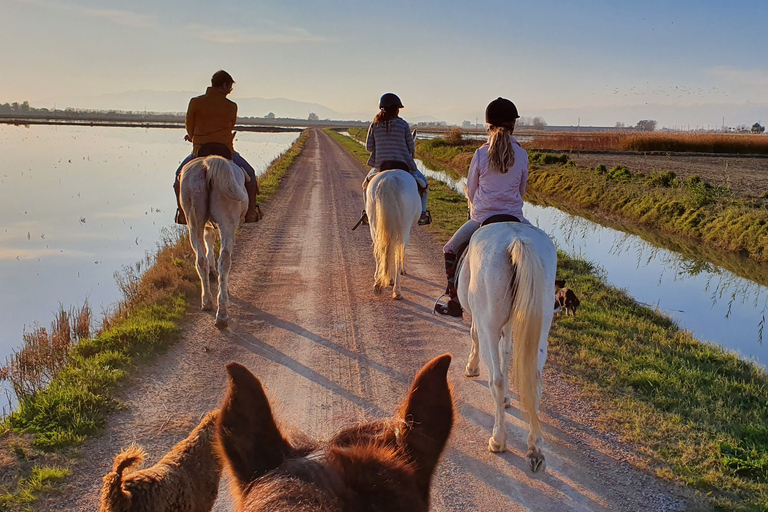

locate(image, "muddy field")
[[567, 152, 768, 197]]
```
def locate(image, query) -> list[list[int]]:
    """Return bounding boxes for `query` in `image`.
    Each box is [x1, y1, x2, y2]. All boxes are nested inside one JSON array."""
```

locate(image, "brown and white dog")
[[555, 280, 581, 316]]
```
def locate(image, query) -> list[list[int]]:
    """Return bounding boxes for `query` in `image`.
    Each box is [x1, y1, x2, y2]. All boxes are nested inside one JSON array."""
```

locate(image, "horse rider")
[[173, 70, 260, 224], [358, 93, 431, 227], [434, 97, 533, 319]]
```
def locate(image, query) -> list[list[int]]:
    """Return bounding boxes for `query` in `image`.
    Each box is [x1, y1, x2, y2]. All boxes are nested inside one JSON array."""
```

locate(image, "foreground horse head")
[[216, 354, 454, 511], [180, 155, 248, 328], [366, 169, 421, 299], [458, 222, 557, 473]]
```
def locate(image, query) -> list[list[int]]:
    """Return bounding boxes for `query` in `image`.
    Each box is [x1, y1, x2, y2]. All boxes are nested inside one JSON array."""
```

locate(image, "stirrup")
[[418, 211, 432, 226], [433, 293, 463, 321], [174, 207, 187, 225], [352, 210, 368, 231]]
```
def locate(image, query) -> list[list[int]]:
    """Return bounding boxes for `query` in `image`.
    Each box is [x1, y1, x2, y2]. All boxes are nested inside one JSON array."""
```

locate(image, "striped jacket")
[[365, 118, 417, 173]]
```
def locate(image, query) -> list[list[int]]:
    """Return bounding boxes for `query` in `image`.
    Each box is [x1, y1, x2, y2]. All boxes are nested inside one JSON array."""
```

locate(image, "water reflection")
[[417, 160, 768, 366], [0, 125, 299, 360]]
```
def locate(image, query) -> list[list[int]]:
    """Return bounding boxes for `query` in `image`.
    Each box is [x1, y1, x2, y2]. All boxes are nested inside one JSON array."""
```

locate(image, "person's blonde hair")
[[487, 122, 516, 173]]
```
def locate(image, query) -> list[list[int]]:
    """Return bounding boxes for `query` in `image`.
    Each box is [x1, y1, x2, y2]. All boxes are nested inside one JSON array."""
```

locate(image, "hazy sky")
[[2, 0, 766, 127]]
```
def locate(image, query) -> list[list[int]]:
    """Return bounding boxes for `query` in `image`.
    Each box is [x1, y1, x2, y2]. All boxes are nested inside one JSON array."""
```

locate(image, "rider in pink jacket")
[[435, 98, 530, 318]]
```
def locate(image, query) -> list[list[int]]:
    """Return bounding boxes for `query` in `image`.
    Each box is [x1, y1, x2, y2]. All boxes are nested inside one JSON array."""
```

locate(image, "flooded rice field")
[[0, 125, 298, 362]]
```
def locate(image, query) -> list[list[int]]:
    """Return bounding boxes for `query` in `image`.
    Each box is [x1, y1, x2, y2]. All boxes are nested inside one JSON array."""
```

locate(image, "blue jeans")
[[174, 152, 256, 186]]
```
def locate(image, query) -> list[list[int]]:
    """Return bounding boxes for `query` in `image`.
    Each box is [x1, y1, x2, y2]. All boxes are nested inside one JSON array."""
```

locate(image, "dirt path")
[[42, 129, 698, 511]]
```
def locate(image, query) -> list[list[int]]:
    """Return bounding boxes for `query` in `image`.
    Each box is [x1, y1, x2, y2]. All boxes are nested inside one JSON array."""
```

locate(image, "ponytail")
[[487, 123, 516, 173], [373, 107, 400, 134]]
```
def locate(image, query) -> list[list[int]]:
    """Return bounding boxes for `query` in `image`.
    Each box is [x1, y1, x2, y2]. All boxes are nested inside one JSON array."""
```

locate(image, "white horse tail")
[[203, 156, 248, 203], [508, 238, 546, 422], [372, 179, 405, 290]]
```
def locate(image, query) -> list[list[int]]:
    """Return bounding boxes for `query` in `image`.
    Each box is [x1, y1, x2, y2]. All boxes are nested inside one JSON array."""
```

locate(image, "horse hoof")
[[393, 292, 403, 300], [488, 438, 506, 453], [465, 366, 480, 377], [400, 269, 407, 276], [373, 284, 382, 295], [215, 316, 229, 329], [526, 448, 546, 473], [504, 395, 512, 408]]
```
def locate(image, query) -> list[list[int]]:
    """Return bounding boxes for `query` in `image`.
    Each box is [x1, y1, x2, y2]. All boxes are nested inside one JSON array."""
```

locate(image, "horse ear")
[[398, 354, 453, 497], [217, 363, 291, 489]]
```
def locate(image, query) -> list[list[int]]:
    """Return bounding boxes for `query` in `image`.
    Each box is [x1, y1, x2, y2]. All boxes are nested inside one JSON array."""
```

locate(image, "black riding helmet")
[[485, 97, 519, 125], [379, 93, 404, 109]]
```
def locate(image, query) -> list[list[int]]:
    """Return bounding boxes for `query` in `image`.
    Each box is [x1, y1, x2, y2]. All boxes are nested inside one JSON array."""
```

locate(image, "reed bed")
[[527, 131, 768, 155]]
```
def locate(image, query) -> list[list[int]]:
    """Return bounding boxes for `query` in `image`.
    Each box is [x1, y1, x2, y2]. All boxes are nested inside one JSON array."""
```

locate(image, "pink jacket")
[[467, 136, 530, 224]]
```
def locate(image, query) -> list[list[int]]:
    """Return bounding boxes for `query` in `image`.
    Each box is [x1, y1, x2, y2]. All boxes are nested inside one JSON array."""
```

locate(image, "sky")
[[1, 0, 767, 128]]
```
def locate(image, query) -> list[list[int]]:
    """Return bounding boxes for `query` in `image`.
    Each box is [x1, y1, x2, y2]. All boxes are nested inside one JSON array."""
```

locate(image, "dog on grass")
[[555, 280, 581, 316], [99, 410, 222, 512]]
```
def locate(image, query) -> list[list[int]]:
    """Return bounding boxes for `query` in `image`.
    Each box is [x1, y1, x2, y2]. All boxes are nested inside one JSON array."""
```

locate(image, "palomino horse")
[[457, 222, 557, 473], [180, 155, 248, 328], [366, 169, 421, 299], [216, 354, 454, 511]]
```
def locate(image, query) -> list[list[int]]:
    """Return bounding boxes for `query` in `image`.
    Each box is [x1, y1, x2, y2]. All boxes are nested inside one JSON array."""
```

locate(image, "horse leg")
[[477, 324, 507, 453], [500, 325, 513, 407], [204, 224, 218, 280], [392, 272, 402, 300], [526, 323, 550, 473], [188, 222, 214, 311], [465, 321, 481, 377], [214, 223, 235, 329]]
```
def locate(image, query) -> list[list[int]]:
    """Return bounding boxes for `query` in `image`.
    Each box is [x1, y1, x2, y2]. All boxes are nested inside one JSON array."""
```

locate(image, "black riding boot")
[[434, 253, 462, 318], [173, 181, 186, 225]]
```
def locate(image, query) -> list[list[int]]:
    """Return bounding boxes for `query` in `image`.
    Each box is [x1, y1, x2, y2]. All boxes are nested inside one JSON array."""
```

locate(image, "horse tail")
[[507, 238, 546, 423], [100, 444, 145, 511], [372, 176, 405, 290], [203, 156, 248, 203]]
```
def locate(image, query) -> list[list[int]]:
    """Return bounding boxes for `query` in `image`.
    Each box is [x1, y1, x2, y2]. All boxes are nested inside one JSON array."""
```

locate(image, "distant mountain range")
[[32, 90, 446, 124]]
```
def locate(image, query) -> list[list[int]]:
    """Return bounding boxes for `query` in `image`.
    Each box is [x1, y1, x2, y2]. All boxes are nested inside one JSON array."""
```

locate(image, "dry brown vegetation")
[[525, 131, 768, 155]]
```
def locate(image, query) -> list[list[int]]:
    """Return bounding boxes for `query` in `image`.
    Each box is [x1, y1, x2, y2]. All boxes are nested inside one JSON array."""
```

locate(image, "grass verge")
[[332, 130, 768, 511], [0, 129, 311, 509], [417, 136, 768, 264]]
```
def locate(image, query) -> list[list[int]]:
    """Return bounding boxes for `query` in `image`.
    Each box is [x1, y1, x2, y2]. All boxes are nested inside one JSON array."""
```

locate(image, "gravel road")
[[41, 129, 701, 511]]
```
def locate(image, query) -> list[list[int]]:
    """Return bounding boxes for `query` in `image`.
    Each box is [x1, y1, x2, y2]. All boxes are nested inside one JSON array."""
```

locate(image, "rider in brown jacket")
[[174, 70, 260, 224]]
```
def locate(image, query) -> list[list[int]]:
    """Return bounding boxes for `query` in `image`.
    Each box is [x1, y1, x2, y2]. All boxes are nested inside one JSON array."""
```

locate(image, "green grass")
[[347, 126, 367, 142], [324, 128, 370, 162], [0, 465, 70, 508], [416, 137, 768, 264], [526, 163, 768, 262]]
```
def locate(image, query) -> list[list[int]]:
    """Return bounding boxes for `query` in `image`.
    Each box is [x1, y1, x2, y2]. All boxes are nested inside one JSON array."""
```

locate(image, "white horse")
[[457, 222, 557, 473], [180, 155, 248, 328], [366, 169, 421, 299]]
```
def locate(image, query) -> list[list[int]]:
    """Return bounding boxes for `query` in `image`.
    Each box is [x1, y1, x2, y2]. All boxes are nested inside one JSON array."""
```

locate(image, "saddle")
[[196, 142, 233, 160], [379, 161, 428, 192], [433, 214, 521, 313]]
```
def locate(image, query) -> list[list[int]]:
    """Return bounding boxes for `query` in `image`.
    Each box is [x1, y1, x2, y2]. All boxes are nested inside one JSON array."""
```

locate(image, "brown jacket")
[[185, 87, 237, 155]]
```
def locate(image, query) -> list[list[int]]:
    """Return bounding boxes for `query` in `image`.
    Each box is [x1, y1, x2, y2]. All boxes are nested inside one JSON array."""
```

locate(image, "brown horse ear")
[[398, 354, 453, 499], [217, 363, 291, 490]]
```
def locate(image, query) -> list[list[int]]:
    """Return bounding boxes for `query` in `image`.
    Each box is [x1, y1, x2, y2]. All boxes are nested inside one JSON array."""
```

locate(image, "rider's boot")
[[173, 181, 186, 225], [418, 211, 432, 225], [244, 180, 261, 223], [434, 253, 462, 318]]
